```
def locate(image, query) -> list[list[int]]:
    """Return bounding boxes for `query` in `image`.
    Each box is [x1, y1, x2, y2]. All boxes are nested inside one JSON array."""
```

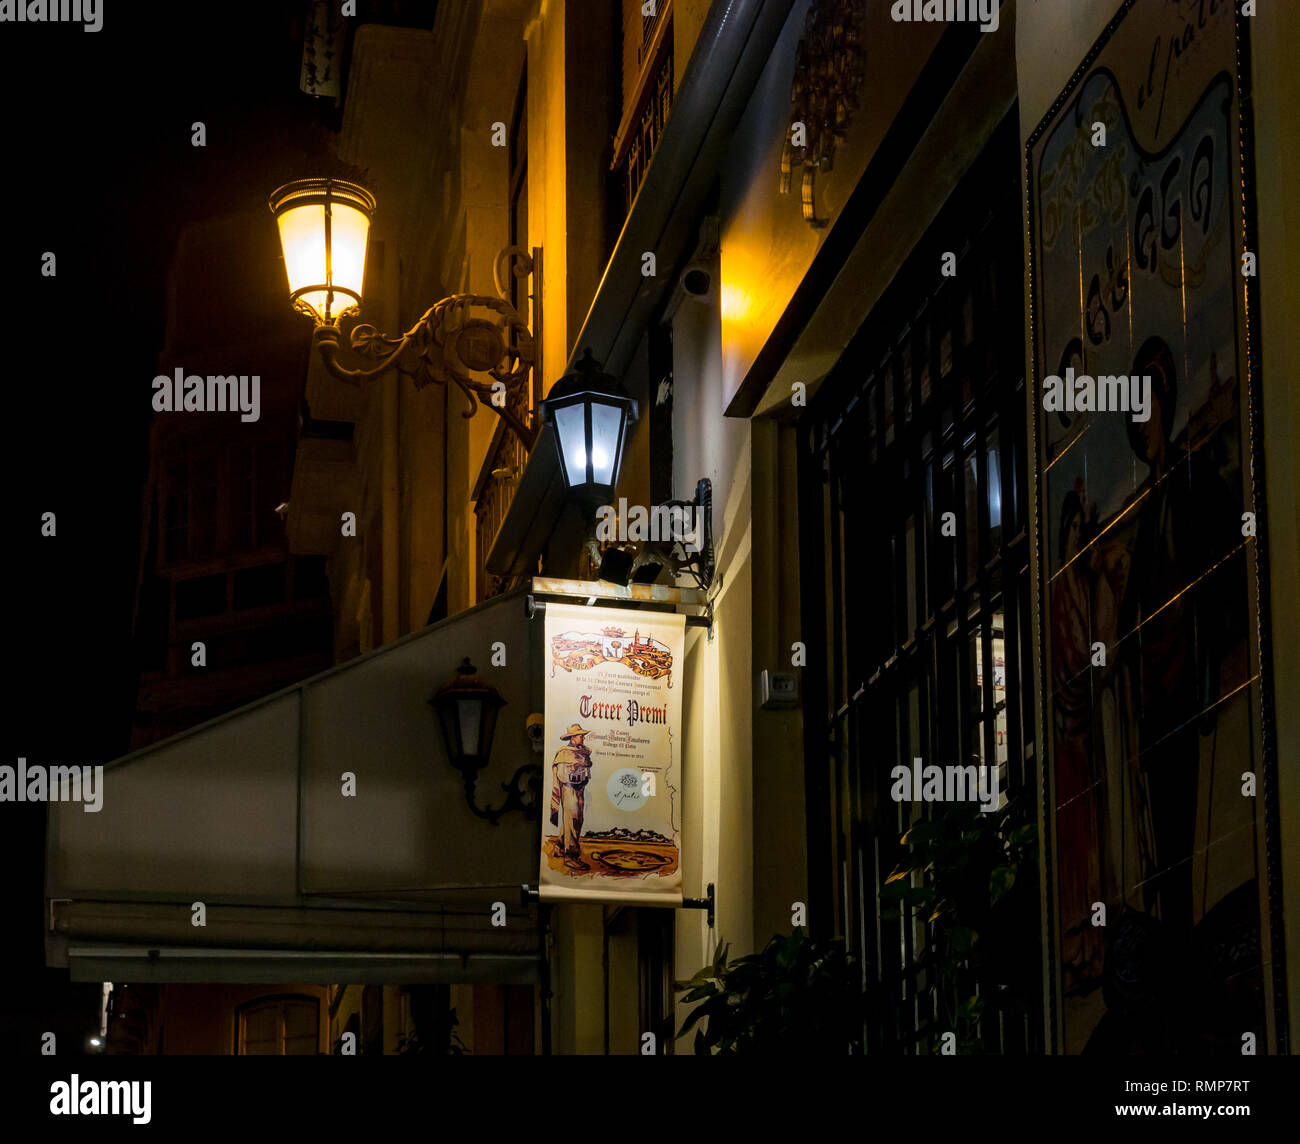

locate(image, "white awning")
[[47, 589, 543, 984]]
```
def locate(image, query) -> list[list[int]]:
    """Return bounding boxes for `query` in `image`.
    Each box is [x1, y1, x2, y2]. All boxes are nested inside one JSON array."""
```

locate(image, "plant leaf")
[[677, 1002, 711, 1038], [675, 966, 716, 989], [989, 864, 1016, 905], [947, 925, 976, 953]]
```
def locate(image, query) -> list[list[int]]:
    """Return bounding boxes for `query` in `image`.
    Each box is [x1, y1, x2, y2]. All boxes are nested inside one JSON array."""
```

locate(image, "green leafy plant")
[[879, 797, 1038, 1052], [674, 931, 866, 1054]]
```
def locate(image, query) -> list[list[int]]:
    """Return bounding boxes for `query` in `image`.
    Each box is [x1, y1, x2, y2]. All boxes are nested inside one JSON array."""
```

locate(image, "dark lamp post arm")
[[454, 760, 542, 827], [312, 321, 408, 384]]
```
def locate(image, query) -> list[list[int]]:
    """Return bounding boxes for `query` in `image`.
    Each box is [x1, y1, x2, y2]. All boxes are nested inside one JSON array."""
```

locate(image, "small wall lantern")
[[429, 658, 538, 825], [540, 349, 639, 509]]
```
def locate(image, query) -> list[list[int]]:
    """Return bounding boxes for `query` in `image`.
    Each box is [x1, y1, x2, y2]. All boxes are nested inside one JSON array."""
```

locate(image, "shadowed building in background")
[[129, 210, 334, 749]]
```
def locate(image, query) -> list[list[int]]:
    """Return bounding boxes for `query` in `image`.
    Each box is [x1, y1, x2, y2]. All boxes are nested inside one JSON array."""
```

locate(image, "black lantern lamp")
[[429, 658, 538, 825], [540, 349, 639, 510]]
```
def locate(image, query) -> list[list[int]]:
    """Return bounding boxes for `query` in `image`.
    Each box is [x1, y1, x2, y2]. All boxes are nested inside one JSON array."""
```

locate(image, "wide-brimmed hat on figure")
[[560, 723, 591, 741]]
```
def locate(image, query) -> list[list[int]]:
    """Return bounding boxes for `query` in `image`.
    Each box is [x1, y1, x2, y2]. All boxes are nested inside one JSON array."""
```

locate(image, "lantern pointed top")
[[432, 656, 505, 704], [551, 348, 625, 401]]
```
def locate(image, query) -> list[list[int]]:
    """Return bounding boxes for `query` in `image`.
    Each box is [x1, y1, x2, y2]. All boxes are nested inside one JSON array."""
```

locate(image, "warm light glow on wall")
[[720, 281, 753, 325]]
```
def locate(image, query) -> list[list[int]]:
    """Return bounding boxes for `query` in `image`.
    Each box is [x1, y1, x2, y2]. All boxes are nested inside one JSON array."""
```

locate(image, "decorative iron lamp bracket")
[[429, 655, 542, 826], [453, 758, 542, 827], [313, 246, 540, 449]]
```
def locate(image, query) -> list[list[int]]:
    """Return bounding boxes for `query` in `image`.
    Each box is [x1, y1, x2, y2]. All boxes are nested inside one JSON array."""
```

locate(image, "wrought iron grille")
[[799, 116, 1042, 1054], [475, 427, 527, 602]]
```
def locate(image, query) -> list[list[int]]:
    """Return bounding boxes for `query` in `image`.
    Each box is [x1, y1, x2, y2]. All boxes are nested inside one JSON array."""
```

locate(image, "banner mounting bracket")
[[681, 883, 715, 928]]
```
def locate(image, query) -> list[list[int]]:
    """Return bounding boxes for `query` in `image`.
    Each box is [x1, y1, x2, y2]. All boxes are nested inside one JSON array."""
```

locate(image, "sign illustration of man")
[[550, 723, 593, 870]]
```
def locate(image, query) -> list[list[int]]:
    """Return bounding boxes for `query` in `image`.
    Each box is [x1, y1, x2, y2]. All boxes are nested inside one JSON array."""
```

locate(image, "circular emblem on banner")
[[607, 767, 647, 811]]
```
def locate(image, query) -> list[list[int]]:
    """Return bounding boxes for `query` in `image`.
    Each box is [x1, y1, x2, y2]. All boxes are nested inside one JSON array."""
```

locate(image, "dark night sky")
[[0, 1, 431, 1054]]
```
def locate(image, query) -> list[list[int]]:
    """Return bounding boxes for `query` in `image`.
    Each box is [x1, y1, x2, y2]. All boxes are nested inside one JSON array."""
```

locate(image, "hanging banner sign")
[[540, 602, 684, 905]]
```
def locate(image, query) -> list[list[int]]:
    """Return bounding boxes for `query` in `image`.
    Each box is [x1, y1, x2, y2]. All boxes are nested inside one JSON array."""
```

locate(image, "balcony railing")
[[473, 248, 541, 602], [638, 0, 668, 66], [613, 7, 674, 214], [475, 424, 528, 601]]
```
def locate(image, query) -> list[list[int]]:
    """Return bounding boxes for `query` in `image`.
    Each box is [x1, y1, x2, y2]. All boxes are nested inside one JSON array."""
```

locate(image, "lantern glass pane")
[[437, 704, 461, 759], [554, 403, 588, 486], [589, 400, 623, 486], [276, 202, 327, 314], [481, 706, 499, 758], [275, 199, 370, 321], [457, 698, 481, 757], [328, 201, 370, 310]]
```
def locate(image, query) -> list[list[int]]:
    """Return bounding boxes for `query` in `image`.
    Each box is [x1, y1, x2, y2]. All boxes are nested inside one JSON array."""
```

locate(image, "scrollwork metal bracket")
[[455, 760, 542, 826], [312, 246, 541, 449]]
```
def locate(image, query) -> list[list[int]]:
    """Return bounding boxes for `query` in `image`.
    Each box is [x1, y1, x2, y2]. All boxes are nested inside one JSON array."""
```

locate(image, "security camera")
[[526, 713, 545, 753], [681, 263, 712, 300]]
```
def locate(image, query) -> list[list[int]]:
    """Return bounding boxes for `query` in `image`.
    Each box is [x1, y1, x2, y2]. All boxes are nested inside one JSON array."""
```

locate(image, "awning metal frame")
[[525, 576, 714, 631]]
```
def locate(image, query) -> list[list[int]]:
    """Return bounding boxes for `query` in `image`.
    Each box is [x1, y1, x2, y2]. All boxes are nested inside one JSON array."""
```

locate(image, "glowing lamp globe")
[[268, 178, 376, 324]]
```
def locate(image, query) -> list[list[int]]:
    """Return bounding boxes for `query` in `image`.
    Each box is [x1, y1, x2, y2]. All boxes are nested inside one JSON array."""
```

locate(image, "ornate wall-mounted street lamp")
[[429, 657, 539, 825], [540, 349, 639, 509], [269, 177, 540, 447], [541, 351, 716, 593]]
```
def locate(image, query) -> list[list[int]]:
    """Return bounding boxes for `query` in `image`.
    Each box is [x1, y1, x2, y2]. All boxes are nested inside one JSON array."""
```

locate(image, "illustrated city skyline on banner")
[[550, 625, 675, 685]]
